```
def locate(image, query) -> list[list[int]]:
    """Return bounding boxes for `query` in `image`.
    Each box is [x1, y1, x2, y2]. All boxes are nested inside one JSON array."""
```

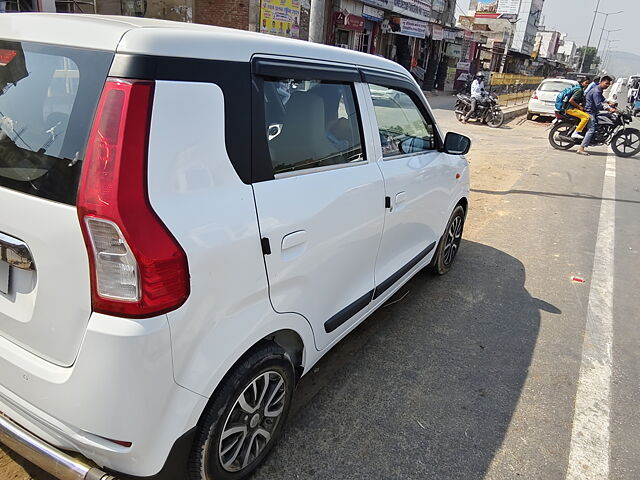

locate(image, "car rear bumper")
[[0, 312, 207, 477], [0, 413, 114, 480], [528, 99, 556, 115]]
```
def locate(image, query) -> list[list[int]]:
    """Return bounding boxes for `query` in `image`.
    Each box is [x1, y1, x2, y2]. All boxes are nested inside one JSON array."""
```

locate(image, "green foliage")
[[577, 47, 601, 73]]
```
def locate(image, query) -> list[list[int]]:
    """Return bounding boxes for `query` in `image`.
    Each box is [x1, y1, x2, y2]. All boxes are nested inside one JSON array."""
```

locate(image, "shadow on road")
[[256, 240, 558, 480]]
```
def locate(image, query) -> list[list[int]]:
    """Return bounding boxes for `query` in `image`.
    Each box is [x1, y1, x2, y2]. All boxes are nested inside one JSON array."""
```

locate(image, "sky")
[[460, 0, 635, 55]]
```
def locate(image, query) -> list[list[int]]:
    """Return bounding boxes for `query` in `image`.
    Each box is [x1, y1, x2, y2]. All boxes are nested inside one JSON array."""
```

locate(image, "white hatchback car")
[[0, 14, 470, 480], [527, 78, 578, 120]]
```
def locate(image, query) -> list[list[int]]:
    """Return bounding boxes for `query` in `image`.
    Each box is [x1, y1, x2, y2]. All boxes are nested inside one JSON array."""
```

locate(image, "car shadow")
[[255, 240, 557, 480]]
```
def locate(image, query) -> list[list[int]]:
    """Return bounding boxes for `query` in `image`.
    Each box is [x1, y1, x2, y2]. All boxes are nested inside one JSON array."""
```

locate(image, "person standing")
[[577, 76, 616, 156], [463, 72, 486, 123]]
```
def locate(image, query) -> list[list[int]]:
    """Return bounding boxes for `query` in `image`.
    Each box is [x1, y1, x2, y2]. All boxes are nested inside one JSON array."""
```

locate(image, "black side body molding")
[[324, 290, 374, 333], [323, 241, 436, 333], [373, 241, 436, 300]]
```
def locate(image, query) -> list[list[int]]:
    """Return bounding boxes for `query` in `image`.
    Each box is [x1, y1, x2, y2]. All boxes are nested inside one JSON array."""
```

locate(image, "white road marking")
[[566, 153, 616, 479]]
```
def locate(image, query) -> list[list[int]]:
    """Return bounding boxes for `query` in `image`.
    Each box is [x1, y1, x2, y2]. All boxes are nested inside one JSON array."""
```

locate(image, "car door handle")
[[281, 230, 307, 251], [395, 192, 407, 205]]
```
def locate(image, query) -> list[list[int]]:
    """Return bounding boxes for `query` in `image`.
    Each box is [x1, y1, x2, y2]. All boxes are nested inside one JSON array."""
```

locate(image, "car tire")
[[188, 343, 295, 480], [527, 112, 534, 121], [429, 205, 466, 276]]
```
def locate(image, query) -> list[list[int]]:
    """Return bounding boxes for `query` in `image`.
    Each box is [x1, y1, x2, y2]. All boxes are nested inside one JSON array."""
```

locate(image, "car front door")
[[250, 60, 385, 350], [361, 77, 455, 298]]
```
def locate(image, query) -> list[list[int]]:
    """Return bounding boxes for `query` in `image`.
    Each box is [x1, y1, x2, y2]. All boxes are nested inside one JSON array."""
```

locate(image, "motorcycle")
[[455, 93, 505, 128], [548, 106, 640, 158]]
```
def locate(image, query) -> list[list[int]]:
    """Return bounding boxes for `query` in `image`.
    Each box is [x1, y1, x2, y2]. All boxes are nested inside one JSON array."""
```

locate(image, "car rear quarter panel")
[[146, 81, 316, 398]]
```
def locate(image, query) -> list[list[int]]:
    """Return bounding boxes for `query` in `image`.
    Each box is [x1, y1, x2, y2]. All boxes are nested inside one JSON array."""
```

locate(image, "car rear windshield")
[[0, 40, 112, 205], [538, 81, 575, 93]]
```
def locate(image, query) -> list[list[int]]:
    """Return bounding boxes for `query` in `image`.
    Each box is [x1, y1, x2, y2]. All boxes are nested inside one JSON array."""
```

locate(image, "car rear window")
[[0, 40, 112, 205], [538, 81, 575, 92]]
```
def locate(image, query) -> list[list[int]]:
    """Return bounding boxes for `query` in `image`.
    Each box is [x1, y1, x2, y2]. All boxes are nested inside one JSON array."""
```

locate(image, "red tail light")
[[77, 78, 190, 318], [0, 49, 17, 66], [532, 93, 539, 100]]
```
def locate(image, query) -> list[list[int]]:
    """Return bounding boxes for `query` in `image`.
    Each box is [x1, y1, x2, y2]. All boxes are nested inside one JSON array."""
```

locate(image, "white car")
[[0, 13, 470, 480], [527, 78, 579, 120]]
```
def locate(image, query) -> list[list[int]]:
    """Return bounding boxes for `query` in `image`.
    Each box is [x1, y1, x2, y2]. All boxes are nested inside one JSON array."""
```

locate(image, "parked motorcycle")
[[455, 93, 505, 128], [548, 106, 640, 158]]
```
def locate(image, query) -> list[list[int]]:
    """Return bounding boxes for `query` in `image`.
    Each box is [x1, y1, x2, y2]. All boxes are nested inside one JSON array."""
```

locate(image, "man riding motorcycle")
[[577, 75, 617, 156], [463, 72, 486, 123]]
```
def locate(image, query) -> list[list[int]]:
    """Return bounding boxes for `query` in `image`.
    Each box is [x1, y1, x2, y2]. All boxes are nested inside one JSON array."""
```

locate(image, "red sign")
[[334, 12, 365, 32]]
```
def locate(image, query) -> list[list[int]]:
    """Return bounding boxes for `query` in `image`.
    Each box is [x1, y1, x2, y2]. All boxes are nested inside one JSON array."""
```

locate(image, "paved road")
[[254, 94, 640, 480], [3, 94, 638, 480]]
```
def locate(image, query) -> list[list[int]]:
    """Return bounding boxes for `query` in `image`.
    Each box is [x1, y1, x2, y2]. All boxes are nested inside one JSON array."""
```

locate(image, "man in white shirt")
[[464, 72, 486, 123]]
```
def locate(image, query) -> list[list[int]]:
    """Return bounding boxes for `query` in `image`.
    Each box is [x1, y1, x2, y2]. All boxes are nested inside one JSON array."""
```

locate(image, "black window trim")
[[250, 56, 370, 182], [109, 53, 252, 185], [360, 67, 443, 155]]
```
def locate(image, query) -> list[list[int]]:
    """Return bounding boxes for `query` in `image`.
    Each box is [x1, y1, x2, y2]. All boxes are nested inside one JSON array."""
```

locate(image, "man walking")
[[577, 76, 616, 156]]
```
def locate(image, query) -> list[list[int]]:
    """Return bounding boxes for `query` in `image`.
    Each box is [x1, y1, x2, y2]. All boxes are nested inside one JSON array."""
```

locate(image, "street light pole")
[[579, 0, 602, 73], [600, 28, 621, 60], [595, 11, 623, 57], [602, 40, 620, 72]]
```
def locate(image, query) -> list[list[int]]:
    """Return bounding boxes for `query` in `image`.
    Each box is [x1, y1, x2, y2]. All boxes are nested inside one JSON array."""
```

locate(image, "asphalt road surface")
[[2, 92, 638, 480]]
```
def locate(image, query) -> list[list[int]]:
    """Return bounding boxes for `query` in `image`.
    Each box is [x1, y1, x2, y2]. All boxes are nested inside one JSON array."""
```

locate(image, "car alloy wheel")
[[443, 214, 463, 266], [219, 371, 287, 472]]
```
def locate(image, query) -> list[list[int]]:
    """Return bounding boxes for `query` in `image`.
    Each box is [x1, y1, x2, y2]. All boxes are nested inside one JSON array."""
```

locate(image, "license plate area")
[[0, 262, 9, 294]]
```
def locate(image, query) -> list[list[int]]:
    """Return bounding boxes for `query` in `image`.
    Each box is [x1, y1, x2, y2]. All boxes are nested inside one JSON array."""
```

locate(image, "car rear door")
[[0, 40, 113, 366], [360, 71, 457, 297], [250, 58, 385, 350]]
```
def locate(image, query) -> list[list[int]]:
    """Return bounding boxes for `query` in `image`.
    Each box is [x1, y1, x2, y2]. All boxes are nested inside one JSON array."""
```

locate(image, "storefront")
[[361, 4, 384, 54], [332, 11, 366, 49]]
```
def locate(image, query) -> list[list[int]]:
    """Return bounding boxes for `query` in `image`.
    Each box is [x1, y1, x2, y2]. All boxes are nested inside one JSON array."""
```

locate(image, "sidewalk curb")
[[502, 104, 528, 122]]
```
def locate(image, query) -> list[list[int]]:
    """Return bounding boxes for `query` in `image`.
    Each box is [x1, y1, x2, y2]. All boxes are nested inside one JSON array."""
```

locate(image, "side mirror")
[[443, 132, 471, 155]]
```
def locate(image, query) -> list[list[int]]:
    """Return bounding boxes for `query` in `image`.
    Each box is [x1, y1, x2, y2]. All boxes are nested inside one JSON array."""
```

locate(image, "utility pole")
[[594, 11, 623, 57], [579, 0, 601, 73], [309, 0, 325, 43]]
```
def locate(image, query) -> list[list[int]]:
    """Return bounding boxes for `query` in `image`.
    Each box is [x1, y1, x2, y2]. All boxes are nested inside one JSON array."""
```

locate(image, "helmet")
[[475, 72, 485, 79]]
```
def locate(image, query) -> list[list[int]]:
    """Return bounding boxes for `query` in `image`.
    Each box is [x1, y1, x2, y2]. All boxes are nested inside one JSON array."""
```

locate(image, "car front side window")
[[368, 84, 435, 158]]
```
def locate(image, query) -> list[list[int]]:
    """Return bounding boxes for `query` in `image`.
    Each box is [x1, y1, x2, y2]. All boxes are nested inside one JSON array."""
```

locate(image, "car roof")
[[0, 13, 406, 76], [540, 78, 578, 83]]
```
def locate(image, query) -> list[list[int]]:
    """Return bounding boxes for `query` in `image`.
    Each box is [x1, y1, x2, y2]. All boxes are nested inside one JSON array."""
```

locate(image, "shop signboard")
[[443, 29, 457, 41], [474, 0, 520, 19], [389, 17, 428, 38], [362, 0, 431, 22], [446, 43, 462, 57], [432, 0, 445, 12], [457, 61, 471, 70], [431, 24, 444, 41], [362, 4, 384, 22], [464, 30, 475, 41], [260, 0, 301, 38], [334, 12, 366, 32]]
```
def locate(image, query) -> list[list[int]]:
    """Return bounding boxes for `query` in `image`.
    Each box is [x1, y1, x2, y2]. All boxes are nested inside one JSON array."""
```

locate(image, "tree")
[[577, 47, 601, 73]]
